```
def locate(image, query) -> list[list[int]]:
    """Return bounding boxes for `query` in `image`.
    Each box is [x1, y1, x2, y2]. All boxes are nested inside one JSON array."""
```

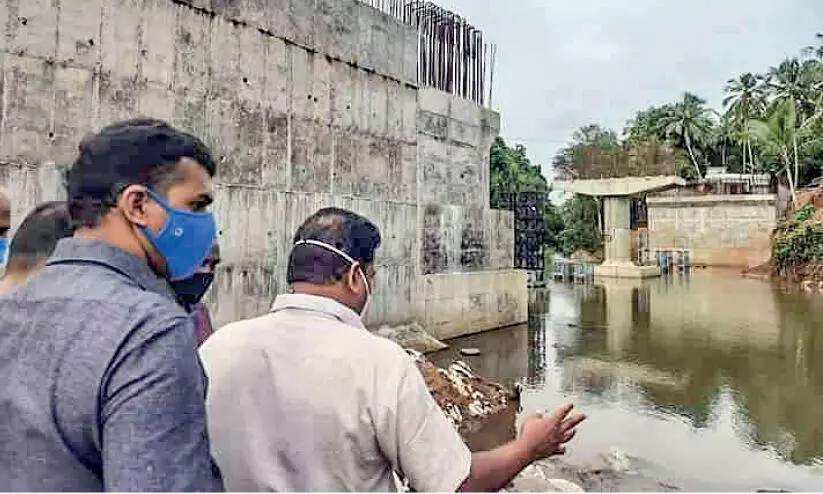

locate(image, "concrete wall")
[[0, 0, 525, 338], [647, 194, 777, 268]]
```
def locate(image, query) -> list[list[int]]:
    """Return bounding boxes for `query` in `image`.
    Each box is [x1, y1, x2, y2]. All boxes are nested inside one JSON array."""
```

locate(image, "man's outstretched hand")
[[519, 404, 586, 461], [459, 403, 586, 492]]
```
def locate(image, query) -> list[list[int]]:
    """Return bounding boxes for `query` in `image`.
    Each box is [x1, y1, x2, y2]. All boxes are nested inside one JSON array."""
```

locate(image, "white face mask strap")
[[293, 239, 371, 294]]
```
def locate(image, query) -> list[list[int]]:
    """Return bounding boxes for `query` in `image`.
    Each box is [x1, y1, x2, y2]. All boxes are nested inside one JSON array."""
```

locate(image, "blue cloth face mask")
[[139, 190, 217, 281], [0, 237, 8, 267]]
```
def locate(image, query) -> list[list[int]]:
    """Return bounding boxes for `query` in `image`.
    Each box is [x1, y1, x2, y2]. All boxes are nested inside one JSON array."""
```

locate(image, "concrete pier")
[[555, 176, 685, 279]]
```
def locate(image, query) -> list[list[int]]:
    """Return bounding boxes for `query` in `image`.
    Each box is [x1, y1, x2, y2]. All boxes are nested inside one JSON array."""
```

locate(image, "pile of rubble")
[[409, 350, 514, 434]]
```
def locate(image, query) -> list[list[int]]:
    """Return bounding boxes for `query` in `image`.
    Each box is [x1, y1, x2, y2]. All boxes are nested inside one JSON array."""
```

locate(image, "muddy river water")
[[431, 270, 823, 491]]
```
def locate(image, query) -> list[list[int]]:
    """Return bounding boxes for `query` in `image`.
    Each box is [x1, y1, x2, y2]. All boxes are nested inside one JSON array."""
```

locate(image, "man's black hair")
[[287, 208, 381, 284], [7, 201, 73, 273], [67, 118, 216, 227]]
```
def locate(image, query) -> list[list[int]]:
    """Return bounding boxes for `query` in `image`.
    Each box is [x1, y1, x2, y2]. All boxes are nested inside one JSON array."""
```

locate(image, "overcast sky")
[[435, 0, 823, 181]]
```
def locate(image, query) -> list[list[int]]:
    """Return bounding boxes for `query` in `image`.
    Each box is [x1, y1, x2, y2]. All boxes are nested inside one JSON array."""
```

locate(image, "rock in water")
[[602, 447, 633, 474], [374, 322, 448, 353], [460, 347, 481, 356]]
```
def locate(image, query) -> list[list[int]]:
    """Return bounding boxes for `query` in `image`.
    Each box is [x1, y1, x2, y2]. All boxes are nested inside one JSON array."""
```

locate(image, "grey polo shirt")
[[200, 293, 472, 492], [0, 238, 223, 491]]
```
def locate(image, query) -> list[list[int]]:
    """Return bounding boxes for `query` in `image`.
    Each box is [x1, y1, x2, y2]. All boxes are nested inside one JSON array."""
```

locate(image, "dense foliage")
[[489, 136, 548, 194], [490, 137, 599, 255], [556, 196, 602, 256], [772, 209, 823, 278]]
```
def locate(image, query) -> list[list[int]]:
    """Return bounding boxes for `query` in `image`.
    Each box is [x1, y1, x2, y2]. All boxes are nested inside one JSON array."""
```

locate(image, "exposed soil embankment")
[[747, 186, 823, 291]]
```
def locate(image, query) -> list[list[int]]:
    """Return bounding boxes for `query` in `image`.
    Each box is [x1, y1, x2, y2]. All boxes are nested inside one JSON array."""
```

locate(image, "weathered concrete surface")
[[647, 194, 777, 269], [420, 270, 528, 341], [554, 176, 686, 197], [0, 0, 525, 337]]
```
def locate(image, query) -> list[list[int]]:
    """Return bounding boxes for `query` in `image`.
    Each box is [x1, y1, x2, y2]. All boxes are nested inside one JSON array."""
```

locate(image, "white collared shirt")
[[199, 294, 472, 492]]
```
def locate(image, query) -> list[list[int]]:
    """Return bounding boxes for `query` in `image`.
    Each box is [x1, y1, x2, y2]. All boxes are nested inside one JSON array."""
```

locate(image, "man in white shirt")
[[200, 207, 585, 492]]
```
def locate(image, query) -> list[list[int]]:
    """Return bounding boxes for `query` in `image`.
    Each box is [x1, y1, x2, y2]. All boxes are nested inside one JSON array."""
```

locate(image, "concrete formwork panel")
[[51, 66, 96, 162], [290, 119, 333, 194], [208, 17, 240, 98], [261, 35, 291, 115], [97, 73, 140, 130], [330, 62, 356, 130], [172, 90, 209, 138], [8, 0, 58, 61], [0, 161, 67, 235], [100, 2, 142, 79], [400, 85, 417, 143], [1, 55, 54, 164], [289, 0, 315, 49], [172, 5, 211, 95], [309, 53, 332, 125], [289, 47, 312, 119], [137, 83, 176, 127], [386, 81, 402, 140], [418, 87, 450, 116], [401, 24, 417, 85], [140, 0, 177, 87], [367, 75, 388, 137], [331, 130, 355, 196], [314, 0, 358, 63], [419, 270, 528, 341], [57, 0, 103, 70], [261, 110, 290, 190], [236, 28, 267, 104]]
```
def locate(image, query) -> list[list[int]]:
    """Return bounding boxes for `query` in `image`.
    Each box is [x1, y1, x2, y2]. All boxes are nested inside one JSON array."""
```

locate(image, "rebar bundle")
[[361, 0, 495, 107]]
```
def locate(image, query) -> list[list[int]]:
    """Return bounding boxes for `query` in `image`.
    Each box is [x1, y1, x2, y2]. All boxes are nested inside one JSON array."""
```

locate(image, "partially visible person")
[[0, 119, 224, 491], [0, 187, 11, 269], [172, 242, 221, 346], [0, 201, 73, 294], [200, 207, 586, 492]]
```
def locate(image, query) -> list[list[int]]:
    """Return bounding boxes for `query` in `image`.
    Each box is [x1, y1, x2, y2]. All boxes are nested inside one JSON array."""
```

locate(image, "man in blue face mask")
[[0, 119, 223, 491]]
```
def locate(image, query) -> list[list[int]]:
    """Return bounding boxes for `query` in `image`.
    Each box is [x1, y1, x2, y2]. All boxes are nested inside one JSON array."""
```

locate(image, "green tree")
[[557, 196, 602, 256], [713, 113, 736, 169], [623, 104, 674, 145], [656, 92, 716, 180], [749, 100, 803, 203], [724, 73, 767, 172], [763, 58, 821, 122], [553, 124, 620, 179], [544, 200, 565, 251], [490, 137, 548, 197]]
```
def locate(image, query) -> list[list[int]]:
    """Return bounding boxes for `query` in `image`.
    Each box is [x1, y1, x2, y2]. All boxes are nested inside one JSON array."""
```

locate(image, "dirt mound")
[[795, 186, 823, 221]]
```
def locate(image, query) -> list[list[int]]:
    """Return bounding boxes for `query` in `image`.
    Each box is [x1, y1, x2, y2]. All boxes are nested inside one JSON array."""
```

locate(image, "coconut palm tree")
[[656, 93, 715, 180], [763, 58, 820, 121], [724, 73, 766, 172], [714, 114, 736, 169], [749, 100, 801, 204], [801, 32, 823, 61]]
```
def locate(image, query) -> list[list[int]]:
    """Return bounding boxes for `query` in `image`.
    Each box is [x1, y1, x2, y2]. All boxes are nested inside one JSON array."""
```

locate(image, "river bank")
[[409, 348, 680, 492]]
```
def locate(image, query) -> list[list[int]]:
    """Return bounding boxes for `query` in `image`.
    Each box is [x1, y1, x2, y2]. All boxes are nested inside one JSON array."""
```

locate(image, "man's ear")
[[118, 184, 151, 227], [345, 263, 361, 292]]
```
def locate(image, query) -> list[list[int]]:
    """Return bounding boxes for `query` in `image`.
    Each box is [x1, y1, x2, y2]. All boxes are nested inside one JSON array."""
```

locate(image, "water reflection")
[[439, 271, 823, 490]]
